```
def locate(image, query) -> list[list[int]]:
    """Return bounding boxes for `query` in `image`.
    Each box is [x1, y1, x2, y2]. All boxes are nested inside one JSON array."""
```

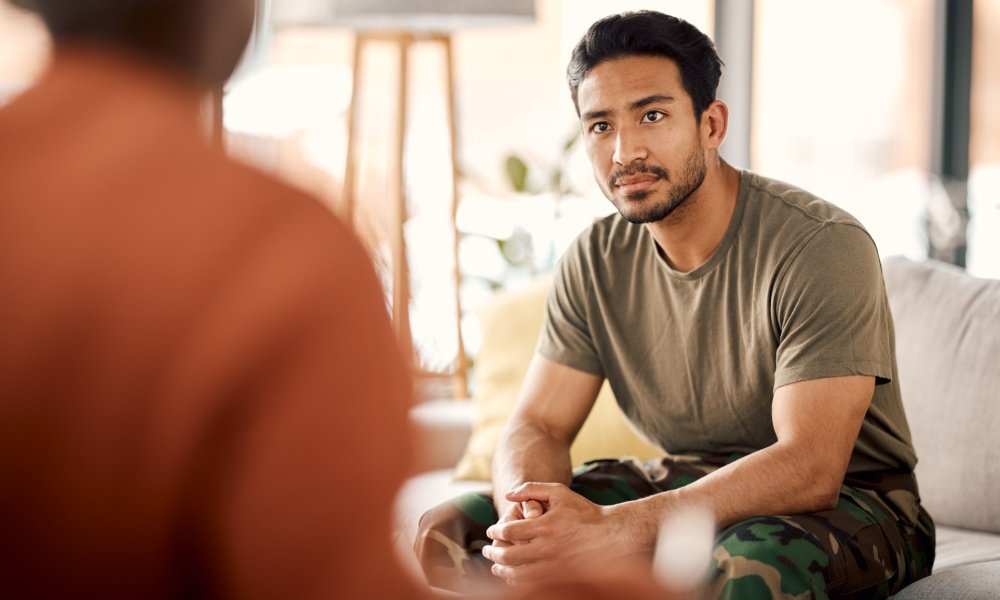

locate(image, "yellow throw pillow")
[[453, 274, 662, 481]]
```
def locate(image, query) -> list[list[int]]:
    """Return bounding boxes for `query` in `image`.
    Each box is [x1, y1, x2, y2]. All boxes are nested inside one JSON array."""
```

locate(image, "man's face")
[[577, 55, 707, 224]]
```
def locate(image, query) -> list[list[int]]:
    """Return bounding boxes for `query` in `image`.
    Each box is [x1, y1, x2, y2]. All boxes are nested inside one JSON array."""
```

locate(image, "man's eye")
[[590, 122, 611, 133], [642, 110, 665, 123]]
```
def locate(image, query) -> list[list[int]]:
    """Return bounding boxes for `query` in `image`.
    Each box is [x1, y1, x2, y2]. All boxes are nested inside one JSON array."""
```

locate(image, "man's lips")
[[615, 174, 660, 194]]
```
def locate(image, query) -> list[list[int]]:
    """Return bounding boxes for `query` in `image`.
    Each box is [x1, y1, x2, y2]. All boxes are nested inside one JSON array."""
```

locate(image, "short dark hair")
[[10, 0, 195, 50], [9, 0, 255, 85], [567, 10, 723, 118]]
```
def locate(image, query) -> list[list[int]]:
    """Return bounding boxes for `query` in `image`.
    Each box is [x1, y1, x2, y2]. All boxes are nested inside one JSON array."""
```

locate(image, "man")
[[0, 0, 423, 597], [416, 10, 934, 599]]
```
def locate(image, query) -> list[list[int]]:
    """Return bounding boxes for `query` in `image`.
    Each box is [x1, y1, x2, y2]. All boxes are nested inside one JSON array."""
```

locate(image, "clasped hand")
[[482, 482, 618, 585]]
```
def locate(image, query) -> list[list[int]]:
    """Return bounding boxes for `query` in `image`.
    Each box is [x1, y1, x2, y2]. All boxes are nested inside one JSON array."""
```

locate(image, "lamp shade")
[[271, 0, 535, 31]]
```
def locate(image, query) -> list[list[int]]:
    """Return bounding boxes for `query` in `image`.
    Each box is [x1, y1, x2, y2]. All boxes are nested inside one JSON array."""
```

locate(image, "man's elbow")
[[804, 470, 844, 512], [809, 486, 841, 512], [503, 413, 573, 448]]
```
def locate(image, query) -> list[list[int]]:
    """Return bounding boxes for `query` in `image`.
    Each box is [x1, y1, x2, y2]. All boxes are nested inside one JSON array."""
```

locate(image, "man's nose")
[[612, 128, 648, 165]]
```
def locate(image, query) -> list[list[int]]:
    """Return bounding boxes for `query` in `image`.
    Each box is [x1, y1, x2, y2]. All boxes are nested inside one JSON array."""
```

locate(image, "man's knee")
[[414, 492, 497, 591], [710, 516, 829, 600], [417, 491, 496, 534]]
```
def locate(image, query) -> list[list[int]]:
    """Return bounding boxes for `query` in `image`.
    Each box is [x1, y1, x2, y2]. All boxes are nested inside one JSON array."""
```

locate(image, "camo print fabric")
[[414, 455, 934, 599]]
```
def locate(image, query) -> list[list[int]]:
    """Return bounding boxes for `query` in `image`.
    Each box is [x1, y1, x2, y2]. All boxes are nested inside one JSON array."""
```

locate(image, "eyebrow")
[[581, 108, 611, 122], [581, 95, 676, 122], [631, 94, 675, 110]]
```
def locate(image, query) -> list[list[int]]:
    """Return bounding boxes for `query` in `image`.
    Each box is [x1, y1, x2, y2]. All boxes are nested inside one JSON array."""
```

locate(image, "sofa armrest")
[[409, 399, 473, 473]]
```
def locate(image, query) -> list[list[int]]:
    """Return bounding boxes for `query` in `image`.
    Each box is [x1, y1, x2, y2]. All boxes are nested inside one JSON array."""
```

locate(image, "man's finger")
[[482, 540, 544, 566], [496, 505, 520, 524], [491, 560, 552, 586], [521, 499, 544, 519], [487, 517, 541, 543], [505, 481, 565, 504]]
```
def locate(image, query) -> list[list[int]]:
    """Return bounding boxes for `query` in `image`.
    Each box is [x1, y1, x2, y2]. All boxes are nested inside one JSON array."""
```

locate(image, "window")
[[753, 0, 936, 260], [968, 0, 1000, 277]]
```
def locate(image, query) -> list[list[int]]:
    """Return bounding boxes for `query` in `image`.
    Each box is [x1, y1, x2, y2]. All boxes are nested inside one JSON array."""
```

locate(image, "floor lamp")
[[272, 0, 535, 400]]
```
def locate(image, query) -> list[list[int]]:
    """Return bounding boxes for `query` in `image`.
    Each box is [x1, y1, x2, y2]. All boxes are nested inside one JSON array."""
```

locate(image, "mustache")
[[607, 163, 669, 189]]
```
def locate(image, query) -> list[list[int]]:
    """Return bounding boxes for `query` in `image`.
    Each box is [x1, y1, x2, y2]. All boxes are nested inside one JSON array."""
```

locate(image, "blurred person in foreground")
[[416, 10, 934, 600], [0, 1, 676, 598], [0, 0, 417, 597]]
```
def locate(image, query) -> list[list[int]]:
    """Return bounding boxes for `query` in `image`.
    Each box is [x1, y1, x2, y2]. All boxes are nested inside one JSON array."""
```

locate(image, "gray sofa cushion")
[[882, 257, 1000, 534], [934, 525, 1000, 572], [892, 560, 1000, 600]]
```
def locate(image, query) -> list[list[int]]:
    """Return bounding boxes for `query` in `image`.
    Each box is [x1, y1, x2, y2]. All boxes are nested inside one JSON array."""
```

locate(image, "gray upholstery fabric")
[[882, 257, 1000, 534], [934, 525, 1000, 571], [892, 560, 1000, 599]]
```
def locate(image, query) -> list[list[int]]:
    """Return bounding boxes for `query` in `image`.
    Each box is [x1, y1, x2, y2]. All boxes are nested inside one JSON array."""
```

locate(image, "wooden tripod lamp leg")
[[342, 34, 365, 226], [393, 35, 414, 365], [443, 34, 469, 399], [345, 33, 469, 397]]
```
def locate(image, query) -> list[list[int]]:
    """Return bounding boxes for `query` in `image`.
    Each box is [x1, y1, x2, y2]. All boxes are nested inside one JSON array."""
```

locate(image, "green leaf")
[[563, 130, 580, 153], [505, 155, 529, 193]]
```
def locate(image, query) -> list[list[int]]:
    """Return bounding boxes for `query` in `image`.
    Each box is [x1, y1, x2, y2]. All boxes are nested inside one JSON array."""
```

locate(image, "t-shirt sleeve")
[[772, 222, 894, 390], [536, 232, 604, 376]]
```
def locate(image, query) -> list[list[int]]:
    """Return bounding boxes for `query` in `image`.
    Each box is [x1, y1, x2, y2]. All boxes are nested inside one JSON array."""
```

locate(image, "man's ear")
[[701, 99, 729, 150]]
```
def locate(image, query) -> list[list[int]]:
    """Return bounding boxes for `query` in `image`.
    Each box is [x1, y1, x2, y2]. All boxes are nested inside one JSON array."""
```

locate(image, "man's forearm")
[[608, 441, 843, 553], [492, 418, 574, 515]]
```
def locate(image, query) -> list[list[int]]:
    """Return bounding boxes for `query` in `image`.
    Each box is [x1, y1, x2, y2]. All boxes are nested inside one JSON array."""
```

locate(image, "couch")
[[394, 256, 1000, 598]]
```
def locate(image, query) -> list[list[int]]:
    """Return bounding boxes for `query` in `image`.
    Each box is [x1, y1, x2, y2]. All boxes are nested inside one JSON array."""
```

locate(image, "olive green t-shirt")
[[538, 170, 916, 473]]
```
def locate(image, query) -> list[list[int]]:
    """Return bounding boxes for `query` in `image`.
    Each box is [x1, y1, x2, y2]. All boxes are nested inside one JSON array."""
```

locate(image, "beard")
[[602, 147, 707, 224]]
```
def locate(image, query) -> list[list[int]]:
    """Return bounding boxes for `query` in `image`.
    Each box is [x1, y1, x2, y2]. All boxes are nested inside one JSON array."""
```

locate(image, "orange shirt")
[[0, 46, 418, 599]]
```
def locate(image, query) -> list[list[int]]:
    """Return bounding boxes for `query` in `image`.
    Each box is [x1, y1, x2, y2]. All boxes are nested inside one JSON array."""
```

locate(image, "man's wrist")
[[492, 477, 523, 516], [604, 493, 670, 555]]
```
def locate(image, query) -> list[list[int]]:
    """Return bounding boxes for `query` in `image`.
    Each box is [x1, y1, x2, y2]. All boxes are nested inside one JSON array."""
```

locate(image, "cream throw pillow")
[[453, 274, 662, 481]]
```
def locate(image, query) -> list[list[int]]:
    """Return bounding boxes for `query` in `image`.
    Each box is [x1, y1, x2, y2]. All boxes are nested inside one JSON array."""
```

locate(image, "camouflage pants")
[[415, 455, 935, 599]]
